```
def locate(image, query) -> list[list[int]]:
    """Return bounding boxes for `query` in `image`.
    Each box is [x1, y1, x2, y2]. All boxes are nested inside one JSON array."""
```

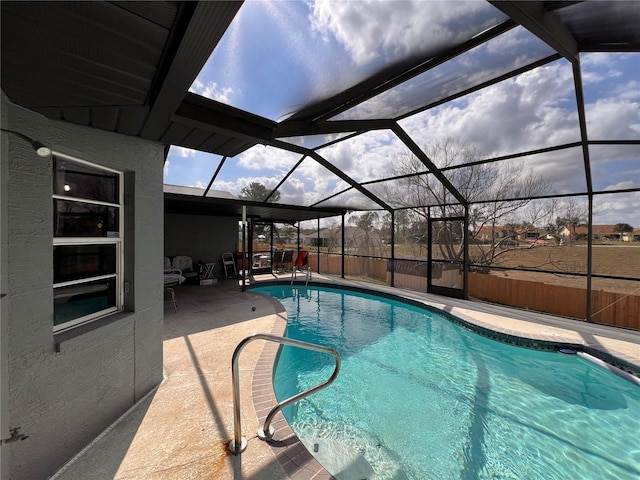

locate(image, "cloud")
[[317, 129, 401, 182], [592, 192, 639, 225], [604, 181, 638, 191], [401, 61, 580, 155], [309, 0, 499, 66], [212, 176, 282, 198], [279, 177, 307, 205], [236, 145, 302, 171], [586, 98, 640, 139], [210, 179, 240, 196], [175, 147, 197, 158], [189, 79, 234, 103]]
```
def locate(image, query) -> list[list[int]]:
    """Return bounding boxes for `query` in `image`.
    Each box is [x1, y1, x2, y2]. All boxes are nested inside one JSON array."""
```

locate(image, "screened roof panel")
[[208, 144, 303, 198], [2, 1, 639, 223], [164, 147, 225, 189], [315, 129, 402, 183], [313, 188, 383, 211], [332, 26, 558, 121], [582, 53, 640, 141], [190, 1, 508, 121], [367, 173, 443, 209], [441, 147, 588, 202], [397, 59, 581, 160], [278, 132, 356, 150], [590, 144, 640, 192], [274, 156, 349, 207]]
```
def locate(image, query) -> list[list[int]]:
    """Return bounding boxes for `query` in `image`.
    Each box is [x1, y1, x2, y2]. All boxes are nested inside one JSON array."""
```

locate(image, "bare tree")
[[373, 138, 551, 267]]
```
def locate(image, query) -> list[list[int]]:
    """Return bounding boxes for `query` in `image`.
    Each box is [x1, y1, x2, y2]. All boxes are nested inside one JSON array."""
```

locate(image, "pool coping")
[[251, 294, 334, 480], [250, 280, 640, 480]]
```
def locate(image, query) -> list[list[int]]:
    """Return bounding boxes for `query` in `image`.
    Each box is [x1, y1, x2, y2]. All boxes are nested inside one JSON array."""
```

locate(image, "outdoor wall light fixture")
[[33, 141, 52, 157], [1, 128, 52, 157]]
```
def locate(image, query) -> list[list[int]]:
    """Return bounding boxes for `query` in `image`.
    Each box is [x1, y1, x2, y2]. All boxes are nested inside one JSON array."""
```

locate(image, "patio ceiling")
[[2, 1, 638, 216], [164, 192, 346, 224]]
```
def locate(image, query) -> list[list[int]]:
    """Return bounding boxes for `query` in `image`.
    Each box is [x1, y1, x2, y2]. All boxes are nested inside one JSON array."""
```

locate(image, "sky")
[[163, 0, 639, 226]]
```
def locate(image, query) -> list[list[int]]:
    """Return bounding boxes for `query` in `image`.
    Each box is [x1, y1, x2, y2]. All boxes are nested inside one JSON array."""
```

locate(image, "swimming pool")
[[253, 284, 640, 480]]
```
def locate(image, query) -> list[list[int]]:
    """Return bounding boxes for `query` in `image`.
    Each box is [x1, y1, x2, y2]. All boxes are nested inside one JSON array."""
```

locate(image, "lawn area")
[[486, 245, 639, 294]]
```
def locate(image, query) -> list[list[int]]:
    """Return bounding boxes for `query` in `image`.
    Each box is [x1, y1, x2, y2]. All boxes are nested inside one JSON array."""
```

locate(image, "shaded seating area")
[[169, 255, 199, 284]]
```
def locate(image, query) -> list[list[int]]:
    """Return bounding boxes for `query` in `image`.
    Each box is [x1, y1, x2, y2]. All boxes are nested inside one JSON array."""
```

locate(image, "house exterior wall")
[[164, 213, 239, 280], [1, 93, 165, 480]]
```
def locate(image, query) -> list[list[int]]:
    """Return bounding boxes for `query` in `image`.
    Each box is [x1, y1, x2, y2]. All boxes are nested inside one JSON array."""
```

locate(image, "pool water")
[[253, 285, 640, 480]]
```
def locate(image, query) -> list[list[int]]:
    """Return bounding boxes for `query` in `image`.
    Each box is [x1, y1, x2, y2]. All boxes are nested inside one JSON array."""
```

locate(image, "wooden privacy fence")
[[308, 253, 639, 330], [469, 273, 586, 319], [468, 273, 640, 330], [311, 253, 387, 280], [589, 289, 640, 330]]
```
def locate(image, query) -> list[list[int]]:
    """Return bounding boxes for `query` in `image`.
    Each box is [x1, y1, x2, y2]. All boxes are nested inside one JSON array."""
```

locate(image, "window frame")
[[52, 152, 124, 333]]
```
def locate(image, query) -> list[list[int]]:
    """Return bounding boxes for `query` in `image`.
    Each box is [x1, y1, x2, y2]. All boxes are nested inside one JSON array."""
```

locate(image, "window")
[[53, 154, 123, 331]]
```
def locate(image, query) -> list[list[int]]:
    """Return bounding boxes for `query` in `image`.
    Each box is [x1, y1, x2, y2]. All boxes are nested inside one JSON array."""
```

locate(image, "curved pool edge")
[[252, 279, 640, 379], [249, 278, 639, 480], [249, 293, 334, 480]]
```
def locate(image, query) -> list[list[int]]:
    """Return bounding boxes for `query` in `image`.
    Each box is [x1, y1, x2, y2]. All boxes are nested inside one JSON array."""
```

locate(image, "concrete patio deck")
[[51, 274, 640, 480]]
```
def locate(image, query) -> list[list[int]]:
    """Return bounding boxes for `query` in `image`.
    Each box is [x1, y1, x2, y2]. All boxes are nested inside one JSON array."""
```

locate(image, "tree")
[[381, 209, 411, 245], [614, 223, 633, 241], [347, 212, 381, 256], [373, 138, 551, 267], [273, 223, 296, 245], [555, 198, 587, 245], [239, 182, 281, 203]]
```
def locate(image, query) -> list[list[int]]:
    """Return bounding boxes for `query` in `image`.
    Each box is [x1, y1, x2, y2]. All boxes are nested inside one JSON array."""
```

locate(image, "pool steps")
[[230, 332, 341, 454]]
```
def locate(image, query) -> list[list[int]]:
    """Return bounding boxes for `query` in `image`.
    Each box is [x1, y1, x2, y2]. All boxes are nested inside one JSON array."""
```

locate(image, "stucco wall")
[[1, 94, 165, 480], [164, 213, 239, 280]]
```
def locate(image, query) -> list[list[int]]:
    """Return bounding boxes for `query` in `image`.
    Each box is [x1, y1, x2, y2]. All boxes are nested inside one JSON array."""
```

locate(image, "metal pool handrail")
[[230, 333, 341, 454], [291, 266, 311, 286]]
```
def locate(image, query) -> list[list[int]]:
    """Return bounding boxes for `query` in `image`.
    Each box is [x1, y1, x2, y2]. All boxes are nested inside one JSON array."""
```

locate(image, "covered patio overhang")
[[164, 192, 347, 225]]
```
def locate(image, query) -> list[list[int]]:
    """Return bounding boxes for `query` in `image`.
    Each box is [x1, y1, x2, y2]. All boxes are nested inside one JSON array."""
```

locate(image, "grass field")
[[484, 245, 639, 294], [481, 244, 637, 275], [303, 242, 639, 294]]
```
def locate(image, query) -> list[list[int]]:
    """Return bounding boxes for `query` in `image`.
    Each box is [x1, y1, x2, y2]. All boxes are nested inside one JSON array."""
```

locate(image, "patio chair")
[[222, 252, 237, 278], [272, 249, 284, 273], [164, 257, 185, 313], [171, 255, 198, 284], [291, 250, 311, 285], [281, 249, 294, 271]]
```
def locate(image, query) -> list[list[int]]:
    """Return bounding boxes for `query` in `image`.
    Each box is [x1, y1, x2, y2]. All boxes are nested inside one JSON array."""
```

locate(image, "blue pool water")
[[253, 285, 640, 480]]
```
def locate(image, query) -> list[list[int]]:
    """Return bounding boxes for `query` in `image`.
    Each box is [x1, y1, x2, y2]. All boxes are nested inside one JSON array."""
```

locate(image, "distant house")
[[473, 225, 507, 242], [566, 225, 636, 242], [301, 228, 341, 248], [516, 226, 546, 242]]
